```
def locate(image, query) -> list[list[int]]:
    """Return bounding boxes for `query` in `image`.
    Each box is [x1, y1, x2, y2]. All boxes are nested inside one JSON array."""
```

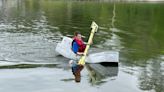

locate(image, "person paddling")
[[69, 31, 92, 82], [72, 31, 86, 55]]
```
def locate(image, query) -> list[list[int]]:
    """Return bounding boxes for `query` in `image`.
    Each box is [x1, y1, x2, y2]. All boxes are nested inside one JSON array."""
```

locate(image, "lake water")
[[0, 0, 164, 92]]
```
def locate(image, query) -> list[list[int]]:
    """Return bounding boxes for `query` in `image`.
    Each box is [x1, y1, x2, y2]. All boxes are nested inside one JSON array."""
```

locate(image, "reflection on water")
[[0, 0, 164, 92], [96, 3, 124, 51], [0, 63, 58, 69], [86, 63, 118, 85], [138, 56, 164, 92]]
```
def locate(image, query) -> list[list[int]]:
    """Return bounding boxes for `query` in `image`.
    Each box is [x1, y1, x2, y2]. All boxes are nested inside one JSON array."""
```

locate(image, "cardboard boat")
[[55, 36, 119, 63]]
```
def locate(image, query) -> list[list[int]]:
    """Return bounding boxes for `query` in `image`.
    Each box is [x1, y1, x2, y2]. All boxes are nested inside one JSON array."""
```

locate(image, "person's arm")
[[72, 42, 79, 54]]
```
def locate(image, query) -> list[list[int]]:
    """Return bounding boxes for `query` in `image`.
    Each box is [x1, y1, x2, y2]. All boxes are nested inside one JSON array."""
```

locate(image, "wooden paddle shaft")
[[78, 22, 98, 65]]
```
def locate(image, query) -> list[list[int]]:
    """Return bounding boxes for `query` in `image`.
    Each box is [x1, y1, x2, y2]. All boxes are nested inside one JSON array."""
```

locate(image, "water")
[[0, 0, 164, 92]]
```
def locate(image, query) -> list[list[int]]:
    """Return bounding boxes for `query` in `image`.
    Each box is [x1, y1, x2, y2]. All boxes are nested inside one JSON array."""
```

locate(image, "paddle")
[[78, 21, 98, 65]]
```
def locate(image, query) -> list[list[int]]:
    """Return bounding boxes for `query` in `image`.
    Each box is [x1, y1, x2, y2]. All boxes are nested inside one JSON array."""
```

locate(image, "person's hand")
[[89, 40, 93, 45], [77, 52, 84, 56], [69, 60, 73, 67]]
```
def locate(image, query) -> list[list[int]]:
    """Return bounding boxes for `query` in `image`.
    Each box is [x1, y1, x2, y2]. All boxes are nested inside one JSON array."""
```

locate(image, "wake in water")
[[0, 61, 60, 69]]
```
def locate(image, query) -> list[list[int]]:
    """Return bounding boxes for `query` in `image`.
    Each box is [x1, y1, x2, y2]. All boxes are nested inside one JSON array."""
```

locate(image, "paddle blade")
[[91, 21, 98, 33]]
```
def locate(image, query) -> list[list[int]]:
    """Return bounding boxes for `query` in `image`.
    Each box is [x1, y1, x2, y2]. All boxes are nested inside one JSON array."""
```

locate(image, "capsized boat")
[[55, 36, 119, 63]]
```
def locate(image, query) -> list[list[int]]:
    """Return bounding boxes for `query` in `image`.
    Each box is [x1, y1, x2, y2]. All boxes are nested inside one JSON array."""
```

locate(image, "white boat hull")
[[55, 37, 119, 63]]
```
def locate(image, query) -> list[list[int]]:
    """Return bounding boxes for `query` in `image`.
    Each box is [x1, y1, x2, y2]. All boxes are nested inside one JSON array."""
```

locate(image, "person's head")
[[74, 31, 82, 40]]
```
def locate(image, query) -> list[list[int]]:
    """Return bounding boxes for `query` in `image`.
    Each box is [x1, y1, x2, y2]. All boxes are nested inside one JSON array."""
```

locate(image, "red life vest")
[[73, 37, 86, 52]]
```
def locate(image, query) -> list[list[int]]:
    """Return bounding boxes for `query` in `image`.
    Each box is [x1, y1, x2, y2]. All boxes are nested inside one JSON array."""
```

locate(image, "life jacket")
[[72, 37, 86, 52]]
